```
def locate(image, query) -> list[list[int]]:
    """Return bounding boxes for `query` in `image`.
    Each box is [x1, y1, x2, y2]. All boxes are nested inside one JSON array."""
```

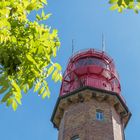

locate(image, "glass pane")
[[71, 135, 80, 140], [96, 110, 104, 121], [75, 57, 108, 69]]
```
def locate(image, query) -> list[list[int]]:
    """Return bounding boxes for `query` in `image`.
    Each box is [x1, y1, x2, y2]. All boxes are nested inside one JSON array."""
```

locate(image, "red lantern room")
[[52, 48, 131, 138], [60, 49, 121, 97]]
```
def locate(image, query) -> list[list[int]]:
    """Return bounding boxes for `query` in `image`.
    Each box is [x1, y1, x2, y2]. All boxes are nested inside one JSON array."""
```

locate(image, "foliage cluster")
[[0, 0, 139, 111], [0, 0, 62, 111], [109, 0, 140, 13]]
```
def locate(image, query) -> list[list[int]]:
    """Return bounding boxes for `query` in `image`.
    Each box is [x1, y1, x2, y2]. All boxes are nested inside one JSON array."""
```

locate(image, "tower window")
[[71, 135, 80, 140], [96, 110, 104, 121]]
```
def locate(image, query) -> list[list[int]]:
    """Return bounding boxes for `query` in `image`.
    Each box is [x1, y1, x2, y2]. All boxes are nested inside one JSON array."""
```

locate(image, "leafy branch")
[[109, 0, 140, 13], [0, 0, 62, 111]]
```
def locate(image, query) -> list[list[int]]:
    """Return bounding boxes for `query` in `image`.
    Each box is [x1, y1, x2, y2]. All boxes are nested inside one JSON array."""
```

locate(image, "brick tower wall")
[[58, 98, 124, 140]]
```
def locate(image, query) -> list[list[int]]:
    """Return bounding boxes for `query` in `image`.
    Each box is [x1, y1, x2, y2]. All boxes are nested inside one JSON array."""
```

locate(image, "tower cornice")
[[51, 86, 131, 129]]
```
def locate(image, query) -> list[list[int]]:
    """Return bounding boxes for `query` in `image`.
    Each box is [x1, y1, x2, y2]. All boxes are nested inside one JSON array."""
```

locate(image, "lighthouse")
[[51, 49, 131, 140]]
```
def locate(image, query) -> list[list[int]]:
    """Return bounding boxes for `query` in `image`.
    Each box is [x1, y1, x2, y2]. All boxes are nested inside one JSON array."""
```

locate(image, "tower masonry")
[[51, 49, 131, 140]]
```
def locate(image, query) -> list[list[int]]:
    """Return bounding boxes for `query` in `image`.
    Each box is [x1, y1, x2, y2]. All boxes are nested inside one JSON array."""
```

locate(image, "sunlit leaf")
[[44, 13, 52, 20], [109, 0, 140, 13], [109, 0, 118, 4], [52, 69, 58, 81], [124, 0, 130, 5], [31, 68, 40, 77], [34, 81, 41, 92], [53, 47, 57, 57], [54, 63, 62, 71], [36, 14, 41, 20], [26, 54, 37, 65], [23, 84, 29, 93], [47, 65, 54, 76], [55, 41, 61, 47], [118, 7, 123, 12], [39, 86, 45, 95], [42, 89, 50, 99], [110, 4, 119, 10], [26, 3, 37, 11], [117, 0, 122, 6], [11, 80, 21, 94], [41, 10, 45, 18], [15, 95, 22, 105], [54, 74, 60, 82], [12, 100, 18, 111], [6, 98, 13, 107]]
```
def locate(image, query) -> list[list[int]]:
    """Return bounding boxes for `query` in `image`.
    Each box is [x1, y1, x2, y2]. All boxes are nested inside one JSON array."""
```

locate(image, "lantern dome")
[[60, 49, 121, 96]]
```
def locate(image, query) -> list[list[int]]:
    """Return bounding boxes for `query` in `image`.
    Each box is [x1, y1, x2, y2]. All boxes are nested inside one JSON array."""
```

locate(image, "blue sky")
[[0, 0, 140, 140]]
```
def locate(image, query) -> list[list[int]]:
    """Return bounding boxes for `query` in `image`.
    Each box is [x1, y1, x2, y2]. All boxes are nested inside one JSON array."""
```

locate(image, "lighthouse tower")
[[51, 49, 131, 140]]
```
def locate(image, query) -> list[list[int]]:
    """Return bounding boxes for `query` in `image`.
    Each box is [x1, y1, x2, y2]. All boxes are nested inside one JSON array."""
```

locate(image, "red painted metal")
[[60, 49, 121, 97]]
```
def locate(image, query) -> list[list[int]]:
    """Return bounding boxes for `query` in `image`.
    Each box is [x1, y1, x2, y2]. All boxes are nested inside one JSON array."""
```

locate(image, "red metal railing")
[[60, 49, 125, 102], [60, 65, 120, 96]]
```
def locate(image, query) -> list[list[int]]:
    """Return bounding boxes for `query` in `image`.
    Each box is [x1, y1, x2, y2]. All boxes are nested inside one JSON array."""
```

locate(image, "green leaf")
[[128, 2, 134, 9], [47, 65, 54, 76], [11, 80, 21, 93], [59, 73, 62, 81], [124, 0, 130, 5], [52, 29, 58, 38], [1, 92, 12, 102], [15, 95, 22, 105], [54, 63, 62, 71], [52, 69, 58, 81], [110, 4, 119, 10], [26, 3, 37, 11], [39, 86, 45, 95], [53, 47, 57, 57], [42, 90, 50, 99], [28, 80, 33, 89], [109, 0, 118, 4], [26, 54, 37, 65], [134, 8, 139, 13], [13, 90, 22, 99], [41, 10, 45, 18], [136, 3, 140, 9], [0, 86, 8, 94], [0, 76, 9, 86], [43, 13, 52, 20], [117, 0, 122, 6], [118, 7, 123, 12], [34, 81, 41, 92], [12, 100, 18, 111], [31, 68, 40, 77], [6, 98, 13, 107], [55, 41, 61, 47], [36, 14, 41, 21], [23, 84, 29, 93], [43, 80, 48, 87], [54, 74, 60, 82]]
